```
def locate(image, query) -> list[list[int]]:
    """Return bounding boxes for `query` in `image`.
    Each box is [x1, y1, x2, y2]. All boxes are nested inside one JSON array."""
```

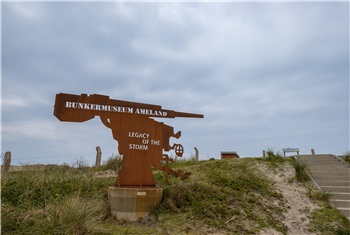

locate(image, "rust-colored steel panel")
[[53, 93, 204, 187]]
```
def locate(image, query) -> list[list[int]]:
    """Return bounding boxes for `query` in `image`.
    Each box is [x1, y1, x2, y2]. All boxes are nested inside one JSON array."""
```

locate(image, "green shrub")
[[265, 147, 284, 167], [101, 154, 122, 171], [340, 151, 350, 164], [291, 157, 310, 182], [306, 184, 330, 202]]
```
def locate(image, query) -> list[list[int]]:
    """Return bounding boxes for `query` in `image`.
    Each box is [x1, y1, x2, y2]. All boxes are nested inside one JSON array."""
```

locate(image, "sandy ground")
[[258, 162, 319, 235]]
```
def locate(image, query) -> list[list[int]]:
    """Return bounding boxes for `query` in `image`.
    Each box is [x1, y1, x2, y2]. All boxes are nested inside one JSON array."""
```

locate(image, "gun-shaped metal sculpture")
[[54, 93, 203, 187]]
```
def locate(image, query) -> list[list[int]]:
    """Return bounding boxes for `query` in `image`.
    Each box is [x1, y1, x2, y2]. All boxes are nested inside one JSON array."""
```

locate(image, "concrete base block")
[[108, 187, 163, 222]]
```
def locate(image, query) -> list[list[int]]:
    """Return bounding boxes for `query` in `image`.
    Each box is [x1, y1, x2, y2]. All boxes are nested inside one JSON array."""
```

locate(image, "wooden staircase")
[[298, 154, 350, 220]]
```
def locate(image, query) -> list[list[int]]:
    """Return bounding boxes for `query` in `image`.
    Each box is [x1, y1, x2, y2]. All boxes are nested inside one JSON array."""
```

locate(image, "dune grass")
[[1, 164, 113, 234], [1, 156, 349, 234], [340, 151, 350, 164], [290, 157, 310, 182], [152, 158, 288, 234], [265, 147, 284, 168]]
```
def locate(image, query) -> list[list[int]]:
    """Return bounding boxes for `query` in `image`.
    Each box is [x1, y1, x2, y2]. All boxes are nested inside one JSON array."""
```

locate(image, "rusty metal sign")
[[54, 93, 203, 187]]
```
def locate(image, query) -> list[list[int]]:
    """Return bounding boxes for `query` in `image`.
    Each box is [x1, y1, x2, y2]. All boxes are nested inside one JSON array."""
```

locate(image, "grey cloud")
[[2, 2, 349, 164]]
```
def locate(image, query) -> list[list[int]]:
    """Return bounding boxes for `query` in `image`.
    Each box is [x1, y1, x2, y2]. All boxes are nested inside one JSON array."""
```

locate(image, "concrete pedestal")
[[107, 187, 163, 221]]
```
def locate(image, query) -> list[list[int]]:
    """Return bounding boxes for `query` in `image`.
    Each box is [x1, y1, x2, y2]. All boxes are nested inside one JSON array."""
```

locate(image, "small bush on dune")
[[341, 151, 350, 164], [306, 186, 330, 202], [265, 147, 284, 167], [101, 154, 122, 171], [291, 157, 310, 182]]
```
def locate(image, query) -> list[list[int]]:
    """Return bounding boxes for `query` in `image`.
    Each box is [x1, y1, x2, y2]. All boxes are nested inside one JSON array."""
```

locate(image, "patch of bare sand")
[[94, 169, 117, 178], [258, 162, 319, 235]]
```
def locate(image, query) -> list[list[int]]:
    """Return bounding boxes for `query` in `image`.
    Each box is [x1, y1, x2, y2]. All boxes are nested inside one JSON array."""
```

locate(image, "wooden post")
[[2, 151, 11, 178], [262, 150, 266, 157], [194, 147, 199, 161], [95, 146, 102, 167]]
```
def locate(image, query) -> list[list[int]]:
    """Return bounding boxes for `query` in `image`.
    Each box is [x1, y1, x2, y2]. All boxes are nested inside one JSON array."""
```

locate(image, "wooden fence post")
[[2, 151, 11, 178], [194, 147, 199, 161], [311, 148, 315, 155], [95, 146, 102, 167]]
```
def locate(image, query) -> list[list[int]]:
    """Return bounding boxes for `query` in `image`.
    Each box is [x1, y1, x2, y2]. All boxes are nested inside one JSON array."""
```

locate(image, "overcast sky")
[[2, 2, 349, 165]]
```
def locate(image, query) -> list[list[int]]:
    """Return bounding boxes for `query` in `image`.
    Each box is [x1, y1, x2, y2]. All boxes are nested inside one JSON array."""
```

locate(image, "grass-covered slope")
[[1, 157, 349, 234], [153, 159, 287, 234], [1, 165, 113, 234]]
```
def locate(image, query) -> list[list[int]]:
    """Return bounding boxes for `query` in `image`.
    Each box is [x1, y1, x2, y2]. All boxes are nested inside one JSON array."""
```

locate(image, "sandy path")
[[258, 162, 319, 235]]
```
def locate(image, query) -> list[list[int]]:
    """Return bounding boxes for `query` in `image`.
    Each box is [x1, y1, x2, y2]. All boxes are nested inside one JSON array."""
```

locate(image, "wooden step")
[[318, 181, 350, 187], [330, 200, 350, 208], [330, 193, 350, 200], [312, 176, 350, 182], [310, 166, 350, 170], [320, 186, 350, 193], [297, 154, 350, 219]]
